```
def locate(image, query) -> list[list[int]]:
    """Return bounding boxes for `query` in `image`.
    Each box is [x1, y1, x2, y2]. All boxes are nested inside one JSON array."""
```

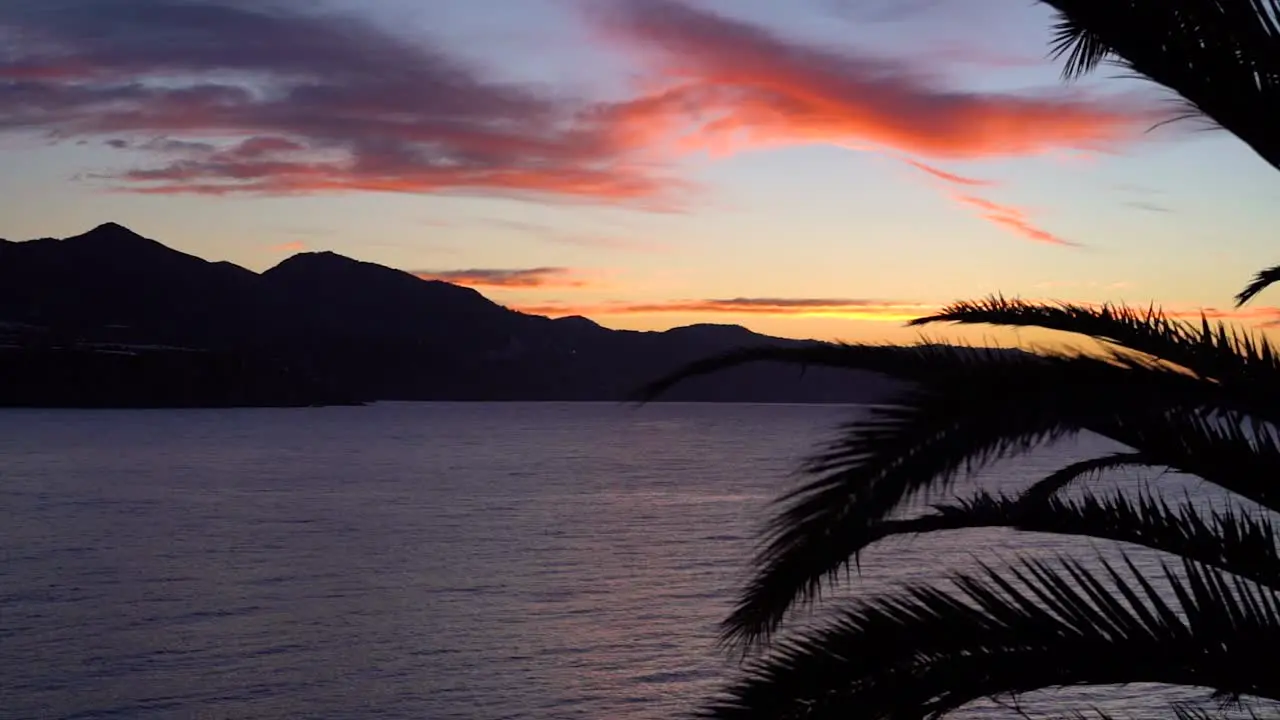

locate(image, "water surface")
[[0, 402, 1221, 718]]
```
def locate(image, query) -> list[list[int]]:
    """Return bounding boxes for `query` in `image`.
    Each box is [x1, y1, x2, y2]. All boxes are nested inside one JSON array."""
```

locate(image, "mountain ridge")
[[0, 223, 901, 407]]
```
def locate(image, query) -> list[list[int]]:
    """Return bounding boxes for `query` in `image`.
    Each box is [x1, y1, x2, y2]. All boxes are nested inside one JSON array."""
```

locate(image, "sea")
[[0, 402, 1240, 719]]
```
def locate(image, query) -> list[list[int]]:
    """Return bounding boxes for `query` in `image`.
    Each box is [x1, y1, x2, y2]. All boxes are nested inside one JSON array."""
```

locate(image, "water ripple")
[[0, 403, 1224, 719]]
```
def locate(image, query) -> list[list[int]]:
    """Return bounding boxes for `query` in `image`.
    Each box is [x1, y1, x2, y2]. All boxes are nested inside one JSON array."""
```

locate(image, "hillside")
[[0, 223, 901, 407]]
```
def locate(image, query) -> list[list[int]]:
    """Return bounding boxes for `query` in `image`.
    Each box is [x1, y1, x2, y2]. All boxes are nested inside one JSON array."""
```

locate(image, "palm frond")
[[719, 380, 1075, 650], [909, 297, 1280, 414], [1100, 405, 1280, 514], [1235, 264, 1280, 307], [1049, 11, 1111, 79], [708, 350, 1155, 648], [748, 370, 1280, 647], [629, 341, 1040, 405], [720, 452, 1151, 651], [725, 452, 1280, 656], [639, 342, 1280, 648], [1038, 0, 1280, 172], [853, 491, 1280, 594], [1019, 453, 1152, 502], [704, 557, 1280, 719]]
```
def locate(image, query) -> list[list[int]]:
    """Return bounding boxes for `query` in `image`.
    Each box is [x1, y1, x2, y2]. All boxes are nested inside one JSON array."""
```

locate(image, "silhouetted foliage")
[[642, 1, 1280, 716]]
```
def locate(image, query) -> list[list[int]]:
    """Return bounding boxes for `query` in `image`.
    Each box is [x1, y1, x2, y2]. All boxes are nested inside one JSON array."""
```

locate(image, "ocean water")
[[0, 402, 1231, 719]]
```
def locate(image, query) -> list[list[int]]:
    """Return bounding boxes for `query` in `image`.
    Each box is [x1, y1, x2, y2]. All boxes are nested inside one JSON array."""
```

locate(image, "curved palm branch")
[[1019, 452, 1152, 502], [908, 297, 1280, 409], [1235, 264, 1280, 307], [722, 483, 1280, 657], [724, 405, 1280, 650], [704, 557, 1280, 719], [629, 341, 1048, 405]]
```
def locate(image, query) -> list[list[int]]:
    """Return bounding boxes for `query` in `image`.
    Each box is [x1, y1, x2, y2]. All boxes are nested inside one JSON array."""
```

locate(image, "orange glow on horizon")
[[512, 298, 943, 323], [509, 296, 1280, 338]]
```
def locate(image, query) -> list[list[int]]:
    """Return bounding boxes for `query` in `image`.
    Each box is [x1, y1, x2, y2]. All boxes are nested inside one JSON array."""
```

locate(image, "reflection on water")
[[0, 402, 1223, 718]]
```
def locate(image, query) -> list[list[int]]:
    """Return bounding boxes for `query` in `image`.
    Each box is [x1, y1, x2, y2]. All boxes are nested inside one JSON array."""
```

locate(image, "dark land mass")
[[0, 223, 903, 408]]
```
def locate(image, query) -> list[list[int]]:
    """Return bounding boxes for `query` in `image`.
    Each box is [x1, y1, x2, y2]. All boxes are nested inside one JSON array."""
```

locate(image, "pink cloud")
[[588, 0, 1158, 160], [951, 193, 1077, 247], [903, 159, 995, 187]]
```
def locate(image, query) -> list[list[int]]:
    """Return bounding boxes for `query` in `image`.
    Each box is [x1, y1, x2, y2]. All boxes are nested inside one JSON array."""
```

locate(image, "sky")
[[2, 0, 1279, 344]]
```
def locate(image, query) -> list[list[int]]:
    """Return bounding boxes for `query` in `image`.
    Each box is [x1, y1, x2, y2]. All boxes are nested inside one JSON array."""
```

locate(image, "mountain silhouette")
[[0, 223, 900, 407]]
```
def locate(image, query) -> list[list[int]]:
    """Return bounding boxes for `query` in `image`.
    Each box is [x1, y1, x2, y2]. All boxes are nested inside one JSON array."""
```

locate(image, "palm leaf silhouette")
[[703, 558, 1280, 719], [641, 337, 1280, 652], [647, 0, 1280, 716], [1235, 265, 1280, 307]]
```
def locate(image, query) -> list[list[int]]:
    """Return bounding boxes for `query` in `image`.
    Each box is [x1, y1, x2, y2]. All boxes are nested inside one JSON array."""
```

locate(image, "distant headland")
[[0, 223, 899, 408]]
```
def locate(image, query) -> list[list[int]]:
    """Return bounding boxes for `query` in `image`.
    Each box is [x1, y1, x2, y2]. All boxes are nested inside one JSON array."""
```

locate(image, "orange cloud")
[[514, 295, 1280, 332], [272, 241, 306, 252], [414, 267, 595, 289], [113, 157, 683, 207], [952, 193, 1077, 247], [590, 0, 1157, 161], [513, 298, 940, 321], [1165, 306, 1280, 326]]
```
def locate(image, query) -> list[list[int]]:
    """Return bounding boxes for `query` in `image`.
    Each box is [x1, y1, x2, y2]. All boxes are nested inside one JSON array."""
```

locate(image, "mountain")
[[0, 223, 901, 407]]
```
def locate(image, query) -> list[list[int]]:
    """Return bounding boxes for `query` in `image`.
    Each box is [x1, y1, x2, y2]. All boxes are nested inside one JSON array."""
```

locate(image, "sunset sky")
[[3, 0, 1279, 343]]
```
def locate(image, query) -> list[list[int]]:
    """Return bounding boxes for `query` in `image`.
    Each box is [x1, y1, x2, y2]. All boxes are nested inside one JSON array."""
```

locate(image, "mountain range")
[[0, 223, 899, 407]]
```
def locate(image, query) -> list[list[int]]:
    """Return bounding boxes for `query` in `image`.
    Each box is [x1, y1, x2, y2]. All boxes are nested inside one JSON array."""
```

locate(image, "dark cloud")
[[139, 137, 218, 154], [904, 159, 994, 186], [1124, 200, 1173, 213], [0, 0, 674, 203]]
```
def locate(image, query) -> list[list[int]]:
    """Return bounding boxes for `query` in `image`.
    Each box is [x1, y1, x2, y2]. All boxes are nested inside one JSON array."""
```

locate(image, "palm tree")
[[636, 2, 1280, 717]]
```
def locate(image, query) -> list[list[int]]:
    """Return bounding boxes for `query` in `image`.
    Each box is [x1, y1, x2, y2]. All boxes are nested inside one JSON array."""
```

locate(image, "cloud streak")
[[515, 297, 940, 321], [1124, 200, 1173, 213], [414, 267, 594, 289], [898, 155, 1072, 247], [904, 159, 994, 187], [1167, 306, 1280, 326], [951, 193, 1077, 247], [514, 296, 1280, 331]]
